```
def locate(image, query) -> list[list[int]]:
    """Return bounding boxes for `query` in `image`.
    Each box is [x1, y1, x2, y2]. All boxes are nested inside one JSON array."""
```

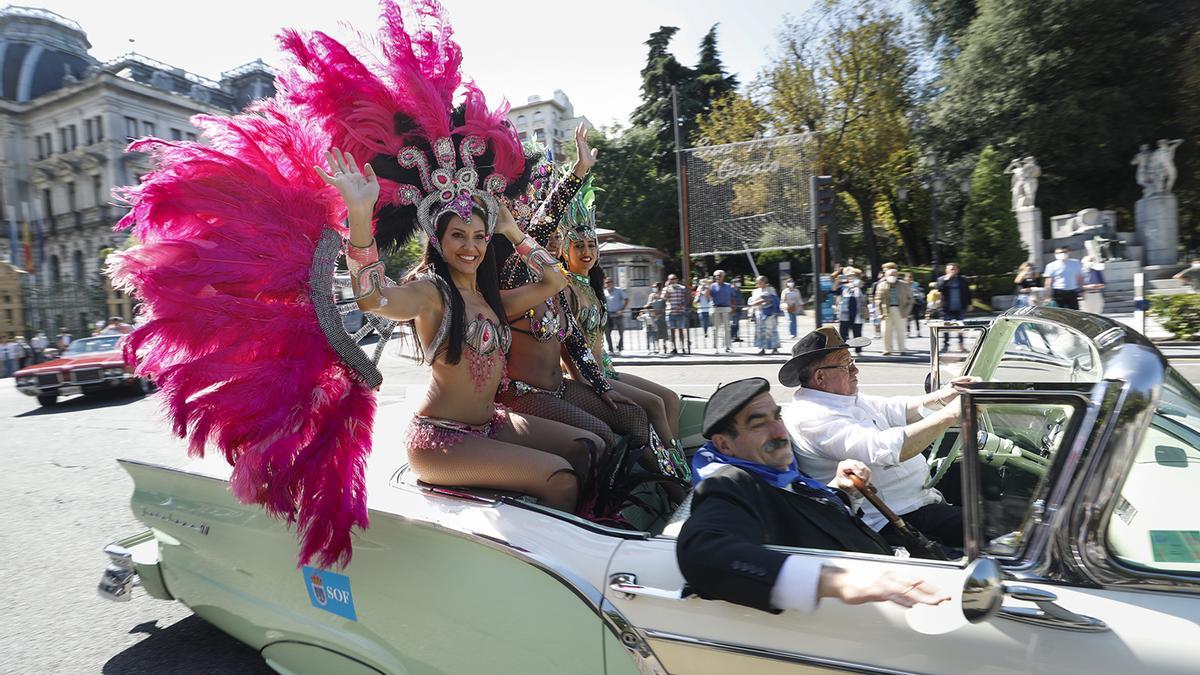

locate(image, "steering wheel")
[[925, 409, 1050, 489]]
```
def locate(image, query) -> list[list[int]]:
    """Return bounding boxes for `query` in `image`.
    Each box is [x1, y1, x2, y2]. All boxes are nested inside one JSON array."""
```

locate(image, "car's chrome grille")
[[36, 373, 59, 387], [73, 368, 102, 383]]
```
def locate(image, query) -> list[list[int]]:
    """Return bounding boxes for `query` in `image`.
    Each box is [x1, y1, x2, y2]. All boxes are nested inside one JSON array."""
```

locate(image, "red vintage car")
[[13, 334, 152, 406]]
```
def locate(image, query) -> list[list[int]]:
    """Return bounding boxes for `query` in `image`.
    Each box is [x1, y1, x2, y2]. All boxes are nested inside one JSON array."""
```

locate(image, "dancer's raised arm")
[[316, 147, 437, 321]]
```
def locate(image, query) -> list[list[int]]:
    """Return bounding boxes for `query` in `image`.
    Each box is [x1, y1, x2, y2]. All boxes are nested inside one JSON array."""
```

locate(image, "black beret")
[[702, 377, 771, 439]]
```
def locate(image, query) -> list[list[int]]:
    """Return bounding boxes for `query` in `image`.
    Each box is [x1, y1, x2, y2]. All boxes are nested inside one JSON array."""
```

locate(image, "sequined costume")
[[107, 1, 544, 566], [403, 405, 510, 450]]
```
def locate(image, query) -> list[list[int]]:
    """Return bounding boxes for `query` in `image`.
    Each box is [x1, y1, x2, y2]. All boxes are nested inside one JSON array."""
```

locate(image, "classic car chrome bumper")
[[97, 530, 173, 602], [98, 543, 138, 601]]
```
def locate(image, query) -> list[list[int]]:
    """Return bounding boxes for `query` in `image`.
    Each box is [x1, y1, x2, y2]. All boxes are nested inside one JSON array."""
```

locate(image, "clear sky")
[[31, 0, 812, 127]]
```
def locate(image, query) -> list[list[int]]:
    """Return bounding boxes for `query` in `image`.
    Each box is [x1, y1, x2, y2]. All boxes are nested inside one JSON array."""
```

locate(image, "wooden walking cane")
[[846, 473, 948, 561]]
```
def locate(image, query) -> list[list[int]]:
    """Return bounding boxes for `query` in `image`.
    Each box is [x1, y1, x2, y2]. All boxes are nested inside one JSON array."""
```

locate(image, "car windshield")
[[1158, 368, 1200, 437], [64, 336, 121, 355], [973, 317, 1102, 384]]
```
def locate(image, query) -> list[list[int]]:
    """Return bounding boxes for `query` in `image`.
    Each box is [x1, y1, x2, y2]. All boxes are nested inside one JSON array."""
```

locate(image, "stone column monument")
[[1006, 156, 1043, 263], [1133, 139, 1183, 266]]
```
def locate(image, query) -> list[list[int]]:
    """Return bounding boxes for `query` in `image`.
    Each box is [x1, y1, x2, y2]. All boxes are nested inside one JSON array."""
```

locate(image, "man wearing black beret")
[[676, 377, 947, 614]]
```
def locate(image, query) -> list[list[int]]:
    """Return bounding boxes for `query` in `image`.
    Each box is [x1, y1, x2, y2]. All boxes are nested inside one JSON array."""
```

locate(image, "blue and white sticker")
[[302, 566, 357, 621]]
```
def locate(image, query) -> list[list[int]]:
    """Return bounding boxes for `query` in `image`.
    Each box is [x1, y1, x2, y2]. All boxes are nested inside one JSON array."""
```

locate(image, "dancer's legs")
[[497, 387, 615, 451], [610, 378, 672, 446], [614, 371, 681, 441], [561, 379, 650, 449], [407, 413, 604, 512]]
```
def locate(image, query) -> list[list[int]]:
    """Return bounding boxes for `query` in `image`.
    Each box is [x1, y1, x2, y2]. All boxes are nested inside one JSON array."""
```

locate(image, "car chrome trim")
[[368, 510, 670, 674], [1073, 347, 1200, 593], [641, 630, 913, 674], [959, 385, 1095, 564], [998, 585, 1109, 632], [98, 543, 139, 602]]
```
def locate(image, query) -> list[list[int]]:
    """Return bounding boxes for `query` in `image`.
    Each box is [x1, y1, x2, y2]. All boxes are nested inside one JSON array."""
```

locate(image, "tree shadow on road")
[[103, 615, 272, 674], [14, 389, 152, 418]]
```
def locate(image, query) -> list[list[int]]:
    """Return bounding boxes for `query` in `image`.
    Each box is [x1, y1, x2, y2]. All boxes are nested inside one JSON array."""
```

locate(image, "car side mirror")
[[961, 557, 1003, 623]]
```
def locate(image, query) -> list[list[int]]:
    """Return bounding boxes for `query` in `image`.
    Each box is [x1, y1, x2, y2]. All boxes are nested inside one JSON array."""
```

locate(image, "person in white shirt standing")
[[779, 327, 970, 550], [1042, 246, 1084, 310]]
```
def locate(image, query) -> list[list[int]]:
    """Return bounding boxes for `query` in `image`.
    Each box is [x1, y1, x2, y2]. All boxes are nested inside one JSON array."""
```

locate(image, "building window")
[[73, 250, 85, 283], [67, 183, 77, 217], [534, 128, 545, 142], [69, 124, 77, 149], [4, 309, 11, 322], [60, 127, 69, 153], [85, 118, 94, 145], [518, 132, 527, 141], [143, 121, 155, 136], [533, 111, 544, 123], [170, 128, 183, 141], [185, 132, 196, 141], [92, 175, 103, 208], [95, 115, 104, 141], [516, 114, 526, 126], [36, 135, 45, 159], [630, 265, 650, 287], [42, 189, 55, 235], [125, 117, 138, 140]]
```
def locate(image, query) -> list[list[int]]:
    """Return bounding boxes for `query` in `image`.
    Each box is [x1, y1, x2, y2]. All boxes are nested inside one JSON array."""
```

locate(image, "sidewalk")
[[610, 312, 1200, 367]]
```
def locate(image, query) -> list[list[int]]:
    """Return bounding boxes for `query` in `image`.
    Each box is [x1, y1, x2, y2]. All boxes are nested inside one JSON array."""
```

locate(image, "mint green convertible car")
[[100, 306, 1200, 674]]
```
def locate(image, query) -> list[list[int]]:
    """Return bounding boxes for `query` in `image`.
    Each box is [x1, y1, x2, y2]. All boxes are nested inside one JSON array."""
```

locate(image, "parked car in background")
[[14, 335, 151, 406], [97, 307, 1198, 674]]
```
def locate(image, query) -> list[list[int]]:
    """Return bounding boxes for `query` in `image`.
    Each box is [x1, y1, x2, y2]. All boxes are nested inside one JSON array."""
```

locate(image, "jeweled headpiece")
[[507, 141, 556, 230], [561, 171, 599, 242], [395, 135, 509, 253], [279, 0, 527, 254]]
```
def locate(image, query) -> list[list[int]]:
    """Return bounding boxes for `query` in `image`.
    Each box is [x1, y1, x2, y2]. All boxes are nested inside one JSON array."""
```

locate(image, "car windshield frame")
[[64, 336, 122, 355]]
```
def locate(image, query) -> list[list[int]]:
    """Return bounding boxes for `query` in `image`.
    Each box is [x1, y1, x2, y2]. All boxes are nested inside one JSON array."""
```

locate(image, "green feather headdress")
[[561, 170, 601, 242]]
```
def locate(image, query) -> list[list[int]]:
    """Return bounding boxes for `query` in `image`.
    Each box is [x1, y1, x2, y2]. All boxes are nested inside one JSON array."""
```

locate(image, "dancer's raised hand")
[[316, 148, 379, 218], [572, 123, 598, 176]]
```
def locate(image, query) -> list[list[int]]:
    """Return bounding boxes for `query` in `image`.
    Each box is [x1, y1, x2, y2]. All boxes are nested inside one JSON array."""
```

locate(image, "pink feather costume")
[[109, 0, 527, 568]]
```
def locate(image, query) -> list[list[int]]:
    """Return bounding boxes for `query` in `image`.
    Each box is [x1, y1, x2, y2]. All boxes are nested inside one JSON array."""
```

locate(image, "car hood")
[[15, 353, 125, 375]]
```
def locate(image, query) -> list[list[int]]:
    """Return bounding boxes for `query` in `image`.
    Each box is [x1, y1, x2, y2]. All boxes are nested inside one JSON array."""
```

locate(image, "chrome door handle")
[[609, 573, 682, 601], [998, 584, 1108, 632]]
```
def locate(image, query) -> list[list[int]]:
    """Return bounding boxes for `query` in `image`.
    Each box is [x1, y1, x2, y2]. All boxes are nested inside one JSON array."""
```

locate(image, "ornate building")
[[0, 6, 273, 335], [507, 90, 592, 160]]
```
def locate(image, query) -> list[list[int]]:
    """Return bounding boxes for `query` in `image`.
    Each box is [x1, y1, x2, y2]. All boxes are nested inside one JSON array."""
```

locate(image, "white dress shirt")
[[783, 387, 943, 531]]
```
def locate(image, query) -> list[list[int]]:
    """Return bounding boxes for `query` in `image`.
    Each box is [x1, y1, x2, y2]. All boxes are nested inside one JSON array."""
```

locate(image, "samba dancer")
[[494, 131, 652, 454], [557, 176, 685, 458], [320, 146, 599, 513]]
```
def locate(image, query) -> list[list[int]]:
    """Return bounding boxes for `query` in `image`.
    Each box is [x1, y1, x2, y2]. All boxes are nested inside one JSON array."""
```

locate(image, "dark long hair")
[[405, 207, 507, 365], [589, 265, 606, 306]]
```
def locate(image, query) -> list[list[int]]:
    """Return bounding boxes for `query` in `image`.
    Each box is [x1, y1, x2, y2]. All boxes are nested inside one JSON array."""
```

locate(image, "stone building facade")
[[0, 6, 273, 335], [507, 90, 591, 159]]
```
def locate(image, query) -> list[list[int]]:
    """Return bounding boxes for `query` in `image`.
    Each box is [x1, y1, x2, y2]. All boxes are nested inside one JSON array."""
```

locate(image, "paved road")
[[1, 353, 1197, 674]]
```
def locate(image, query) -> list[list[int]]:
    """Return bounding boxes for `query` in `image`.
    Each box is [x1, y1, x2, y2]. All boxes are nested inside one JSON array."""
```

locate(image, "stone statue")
[[1151, 139, 1183, 194], [1004, 156, 1040, 209], [1131, 144, 1154, 196]]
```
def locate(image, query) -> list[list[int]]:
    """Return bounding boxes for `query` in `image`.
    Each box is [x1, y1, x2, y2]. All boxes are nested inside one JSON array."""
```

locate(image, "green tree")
[[763, 2, 918, 273], [927, 0, 1198, 226], [632, 25, 738, 171], [959, 146, 1026, 276], [586, 126, 681, 258]]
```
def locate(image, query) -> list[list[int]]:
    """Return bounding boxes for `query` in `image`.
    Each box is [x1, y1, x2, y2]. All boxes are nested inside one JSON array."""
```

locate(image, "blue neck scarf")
[[691, 442, 842, 503]]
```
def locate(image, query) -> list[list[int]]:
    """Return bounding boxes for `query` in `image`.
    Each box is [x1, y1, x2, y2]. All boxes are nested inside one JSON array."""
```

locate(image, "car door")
[[602, 382, 1200, 674]]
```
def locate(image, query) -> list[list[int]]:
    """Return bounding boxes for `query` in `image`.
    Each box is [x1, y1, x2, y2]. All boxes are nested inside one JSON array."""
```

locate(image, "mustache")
[[760, 437, 791, 453]]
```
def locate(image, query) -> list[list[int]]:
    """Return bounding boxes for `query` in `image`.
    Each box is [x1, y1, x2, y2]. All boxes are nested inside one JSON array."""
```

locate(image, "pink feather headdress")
[[109, 0, 527, 568], [277, 0, 528, 253]]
